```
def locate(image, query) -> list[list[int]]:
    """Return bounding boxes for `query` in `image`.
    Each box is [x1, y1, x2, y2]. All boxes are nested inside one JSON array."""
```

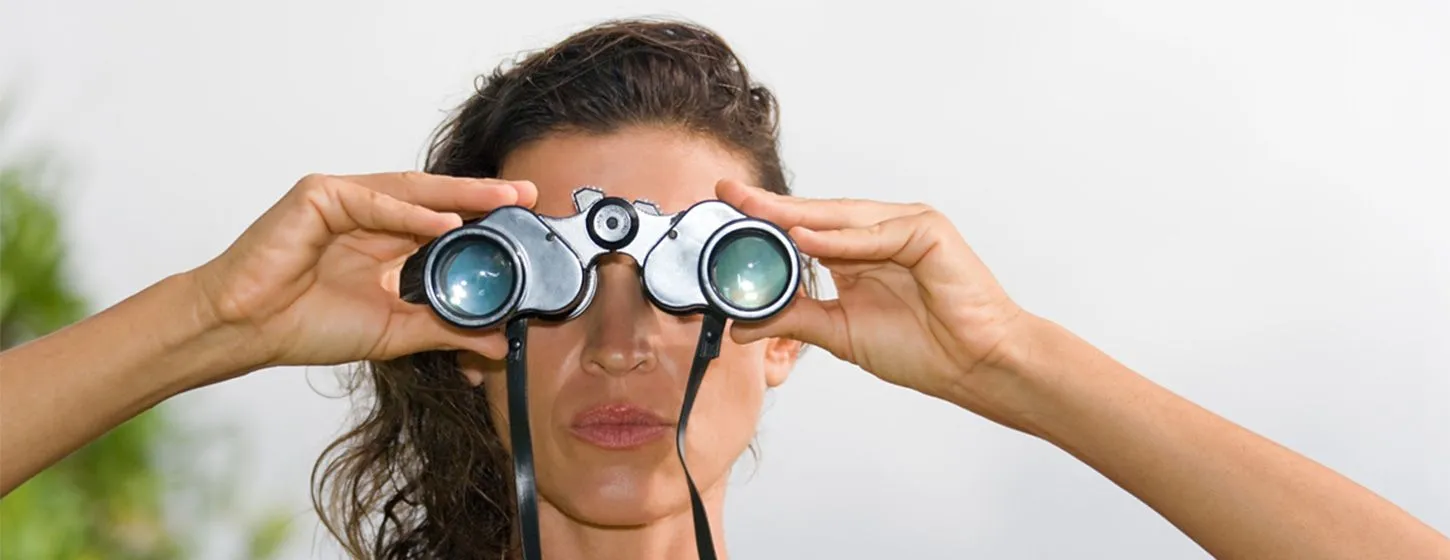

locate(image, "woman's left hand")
[[717, 180, 1037, 427], [719, 182, 1450, 560]]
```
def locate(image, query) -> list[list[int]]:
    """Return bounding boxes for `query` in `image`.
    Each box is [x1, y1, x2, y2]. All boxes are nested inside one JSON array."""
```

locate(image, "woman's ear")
[[762, 336, 802, 388]]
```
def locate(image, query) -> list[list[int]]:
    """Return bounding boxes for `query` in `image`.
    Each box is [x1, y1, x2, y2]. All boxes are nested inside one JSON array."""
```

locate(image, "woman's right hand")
[[188, 172, 535, 376]]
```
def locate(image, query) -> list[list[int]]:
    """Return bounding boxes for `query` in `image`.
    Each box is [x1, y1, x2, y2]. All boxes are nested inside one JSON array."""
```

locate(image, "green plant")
[[0, 102, 293, 559]]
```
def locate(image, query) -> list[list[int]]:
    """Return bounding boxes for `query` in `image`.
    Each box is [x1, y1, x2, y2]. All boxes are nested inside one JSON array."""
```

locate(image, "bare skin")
[[1, 129, 1446, 559], [719, 180, 1450, 559], [0, 172, 537, 493]]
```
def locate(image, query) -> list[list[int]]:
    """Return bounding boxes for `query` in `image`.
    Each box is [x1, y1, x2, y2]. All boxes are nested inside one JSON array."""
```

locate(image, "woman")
[[0, 18, 1445, 560]]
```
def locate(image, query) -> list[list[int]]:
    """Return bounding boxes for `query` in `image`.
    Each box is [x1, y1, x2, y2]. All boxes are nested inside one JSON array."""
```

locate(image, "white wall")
[[2, 1, 1446, 558]]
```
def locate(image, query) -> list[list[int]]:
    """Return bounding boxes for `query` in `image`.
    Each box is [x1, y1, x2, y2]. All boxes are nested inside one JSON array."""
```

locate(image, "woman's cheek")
[[700, 343, 770, 452]]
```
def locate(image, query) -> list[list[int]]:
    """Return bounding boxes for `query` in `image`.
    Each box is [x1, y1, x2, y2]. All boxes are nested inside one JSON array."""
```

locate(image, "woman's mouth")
[[569, 403, 674, 450]]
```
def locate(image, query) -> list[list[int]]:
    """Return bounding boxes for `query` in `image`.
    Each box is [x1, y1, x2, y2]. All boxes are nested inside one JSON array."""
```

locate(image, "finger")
[[341, 171, 538, 214], [791, 210, 974, 287], [729, 296, 854, 363], [715, 178, 926, 231], [810, 257, 889, 280], [311, 178, 464, 241], [385, 304, 510, 360], [788, 210, 939, 269]]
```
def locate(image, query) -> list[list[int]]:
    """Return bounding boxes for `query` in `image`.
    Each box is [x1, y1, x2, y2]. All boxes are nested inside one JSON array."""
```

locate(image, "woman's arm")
[[717, 180, 1450, 558], [0, 272, 249, 495], [962, 316, 1449, 559], [0, 173, 534, 496]]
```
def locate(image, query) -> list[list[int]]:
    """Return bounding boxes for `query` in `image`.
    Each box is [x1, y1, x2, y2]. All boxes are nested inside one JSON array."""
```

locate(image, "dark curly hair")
[[310, 18, 802, 559]]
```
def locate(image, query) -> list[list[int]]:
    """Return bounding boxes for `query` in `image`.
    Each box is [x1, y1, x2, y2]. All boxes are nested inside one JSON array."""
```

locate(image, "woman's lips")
[[569, 403, 674, 450]]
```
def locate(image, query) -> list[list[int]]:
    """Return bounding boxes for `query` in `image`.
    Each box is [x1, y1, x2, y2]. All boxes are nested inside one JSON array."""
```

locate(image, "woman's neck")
[[533, 482, 729, 560]]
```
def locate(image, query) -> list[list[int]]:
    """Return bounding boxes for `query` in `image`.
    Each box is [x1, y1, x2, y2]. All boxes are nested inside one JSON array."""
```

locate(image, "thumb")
[[386, 307, 510, 360], [729, 297, 854, 363]]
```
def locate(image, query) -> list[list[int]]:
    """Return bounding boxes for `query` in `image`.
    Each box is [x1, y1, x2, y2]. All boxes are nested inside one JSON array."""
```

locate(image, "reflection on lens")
[[709, 232, 790, 311], [439, 239, 515, 318]]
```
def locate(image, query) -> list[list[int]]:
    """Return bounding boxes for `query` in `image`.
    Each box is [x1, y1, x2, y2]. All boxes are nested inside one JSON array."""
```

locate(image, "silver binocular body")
[[400, 186, 802, 328]]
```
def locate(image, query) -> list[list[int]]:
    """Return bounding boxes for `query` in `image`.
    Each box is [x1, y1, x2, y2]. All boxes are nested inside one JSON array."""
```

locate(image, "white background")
[[2, 1, 1447, 558]]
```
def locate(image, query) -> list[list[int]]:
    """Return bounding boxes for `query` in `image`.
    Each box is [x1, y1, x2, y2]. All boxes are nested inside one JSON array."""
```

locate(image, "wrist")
[[154, 269, 268, 391], [987, 314, 1153, 446], [941, 312, 1118, 440]]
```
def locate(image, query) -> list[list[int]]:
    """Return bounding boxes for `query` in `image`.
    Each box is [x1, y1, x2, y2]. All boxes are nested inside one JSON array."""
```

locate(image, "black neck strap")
[[503, 311, 727, 560], [679, 311, 727, 560], [505, 318, 543, 560]]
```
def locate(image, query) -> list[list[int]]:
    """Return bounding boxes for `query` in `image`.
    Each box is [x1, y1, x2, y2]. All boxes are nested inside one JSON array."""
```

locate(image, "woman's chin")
[[545, 470, 686, 527]]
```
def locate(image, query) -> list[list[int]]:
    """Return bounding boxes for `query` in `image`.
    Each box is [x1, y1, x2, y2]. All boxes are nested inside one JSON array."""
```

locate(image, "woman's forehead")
[[498, 126, 754, 217]]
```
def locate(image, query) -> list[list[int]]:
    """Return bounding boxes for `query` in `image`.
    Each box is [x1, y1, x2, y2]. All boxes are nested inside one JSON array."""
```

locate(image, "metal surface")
[[474, 207, 587, 318], [640, 200, 750, 313], [408, 185, 800, 327]]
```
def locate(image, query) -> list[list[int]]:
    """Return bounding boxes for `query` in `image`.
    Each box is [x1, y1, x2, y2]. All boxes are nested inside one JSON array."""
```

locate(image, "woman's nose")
[[579, 255, 660, 377]]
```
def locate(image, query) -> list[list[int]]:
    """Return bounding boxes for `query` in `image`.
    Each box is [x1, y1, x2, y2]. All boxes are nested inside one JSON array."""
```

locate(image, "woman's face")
[[459, 126, 799, 526]]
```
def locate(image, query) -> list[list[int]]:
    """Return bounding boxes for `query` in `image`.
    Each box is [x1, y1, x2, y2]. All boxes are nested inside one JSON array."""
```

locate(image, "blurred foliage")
[[0, 164, 85, 348], [0, 100, 293, 559]]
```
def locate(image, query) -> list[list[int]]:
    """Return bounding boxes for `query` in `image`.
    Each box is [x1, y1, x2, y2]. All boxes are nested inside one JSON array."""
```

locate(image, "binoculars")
[[400, 186, 802, 328]]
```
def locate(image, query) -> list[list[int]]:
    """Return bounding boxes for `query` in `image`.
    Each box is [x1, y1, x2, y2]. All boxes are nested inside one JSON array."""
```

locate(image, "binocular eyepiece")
[[400, 186, 801, 328]]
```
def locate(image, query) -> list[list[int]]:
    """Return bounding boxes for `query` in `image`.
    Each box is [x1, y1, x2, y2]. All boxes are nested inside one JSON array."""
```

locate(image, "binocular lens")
[[709, 232, 791, 311], [439, 239, 516, 318]]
